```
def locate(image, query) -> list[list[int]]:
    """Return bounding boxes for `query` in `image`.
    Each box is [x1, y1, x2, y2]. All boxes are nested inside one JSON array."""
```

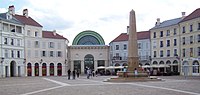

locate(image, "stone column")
[[127, 10, 139, 72], [94, 60, 98, 71], [81, 60, 84, 74], [54, 65, 57, 76], [32, 65, 34, 76], [47, 64, 50, 76], [39, 65, 42, 76]]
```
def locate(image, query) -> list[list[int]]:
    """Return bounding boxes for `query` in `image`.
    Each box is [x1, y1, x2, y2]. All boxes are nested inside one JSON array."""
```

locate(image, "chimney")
[[23, 9, 28, 18], [53, 30, 56, 36], [181, 12, 186, 19], [156, 18, 160, 26], [8, 5, 15, 15], [127, 26, 129, 34]]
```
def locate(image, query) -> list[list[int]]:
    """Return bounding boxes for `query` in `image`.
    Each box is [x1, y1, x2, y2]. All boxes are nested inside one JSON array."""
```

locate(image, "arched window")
[[152, 61, 158, 64], [42, 63, 47, 76], [35, 63, 39, 76], [166, 60, 171, 64], [193, 61, 199, 73], [159, 61, 164, 64]]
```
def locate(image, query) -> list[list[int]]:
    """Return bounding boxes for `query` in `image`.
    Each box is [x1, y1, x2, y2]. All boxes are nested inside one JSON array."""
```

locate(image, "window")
[[153, 32, 156, 38], [5, 49, 8, 58], [10, 25, 15, 32], [174, 39, 177, 46], [198, 34, 200, 42], [3, 23, 8, 31], [167, 40, 170, 47], [160, 41, 163, 47], [27, 30, 31, 36], [16, 26, 22, 33], [123, 44, 127, 50], [167, 50, 170, 57], [153, 41, 156, 49], [198, 23, 200, 30], [160, 31, 163, 37], [11, 39, 14, 45], [17, 39, 20, 46], [11, 50, 14, 58], [35, 31, 38, 37], [57, 51, 62, 57], [190, 36, 193, 44], [183, 49, 185, 57], [17, 51, 20, 58], [35, 41, 39, 48], [174, 28, 177, 35], [190, 24, 193, 32], [116, 53, 119, 56], [138, 43, 141, 49], [182, 37, 185, 45], [49, 42, 54, 48], [190, 48, 193, 57], [50, 51, 54, 57], [174, 49, 177, 56], [42, 51, 46, 57], [4, 38, 7, 44], [182, 26, 185, 33], [160, 50, 163, 57], [154, 51, 156, 57], [115, 45, 119, 50], [198, 47, 200, 56], [166, 30, 170, 36]]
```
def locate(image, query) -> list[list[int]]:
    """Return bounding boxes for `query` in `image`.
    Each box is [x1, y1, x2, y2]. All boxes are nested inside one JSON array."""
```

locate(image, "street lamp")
[[40, 59, 43, 64], [23, 58, 26, 64], [1, 57, 4, 63]]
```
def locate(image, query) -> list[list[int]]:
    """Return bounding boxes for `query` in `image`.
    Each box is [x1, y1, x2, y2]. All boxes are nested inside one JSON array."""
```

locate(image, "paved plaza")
[[0, 76, 200, 95]]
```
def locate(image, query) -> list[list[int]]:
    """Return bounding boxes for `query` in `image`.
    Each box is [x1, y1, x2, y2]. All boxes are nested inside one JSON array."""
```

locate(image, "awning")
[[97, 66, 106, 69]]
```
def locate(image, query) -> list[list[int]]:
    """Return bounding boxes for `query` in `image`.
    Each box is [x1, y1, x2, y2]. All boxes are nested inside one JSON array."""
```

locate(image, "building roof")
[[0, 13, 23, 25], [13, 14, 42, 27], [42, 31, 68, 41], [151, 17, 182, 30], [180, 8, 200, 22], [110, 31, 150, 43]]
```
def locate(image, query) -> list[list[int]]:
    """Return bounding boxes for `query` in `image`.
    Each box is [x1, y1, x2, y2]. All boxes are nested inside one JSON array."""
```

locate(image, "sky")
[[0, 0, 199, 45]]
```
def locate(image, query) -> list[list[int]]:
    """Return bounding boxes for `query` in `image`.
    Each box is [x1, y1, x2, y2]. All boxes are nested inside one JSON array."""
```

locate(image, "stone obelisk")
[[127, 9, 139, 72]]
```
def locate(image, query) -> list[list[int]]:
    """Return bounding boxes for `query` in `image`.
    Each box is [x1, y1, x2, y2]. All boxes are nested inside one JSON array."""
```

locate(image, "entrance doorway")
[[42, 63, 47, 76], [27, 63, 32, 76], [35, 63, 39, 76], [74, 60, 81, 74], [57, 63, 62, 76], [10, 61, 16, 77], [50, 63, 54, 76], [84, 54, 94, 73]]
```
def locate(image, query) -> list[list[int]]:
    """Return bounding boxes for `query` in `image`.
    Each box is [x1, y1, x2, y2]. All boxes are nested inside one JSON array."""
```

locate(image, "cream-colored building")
[[179, 9, 200, 76], [150, 16, 183, 75], [68, 30, 109, 74]]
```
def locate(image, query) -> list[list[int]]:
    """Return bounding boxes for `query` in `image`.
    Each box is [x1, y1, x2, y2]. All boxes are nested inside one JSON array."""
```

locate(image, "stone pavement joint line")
[[130, 83, 200, 95], [43, 78, 71, 86], [20, 85, 64, 95]]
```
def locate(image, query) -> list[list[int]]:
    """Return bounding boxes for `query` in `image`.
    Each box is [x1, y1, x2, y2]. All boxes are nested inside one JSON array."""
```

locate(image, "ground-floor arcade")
[[181, 59, 200, 76]]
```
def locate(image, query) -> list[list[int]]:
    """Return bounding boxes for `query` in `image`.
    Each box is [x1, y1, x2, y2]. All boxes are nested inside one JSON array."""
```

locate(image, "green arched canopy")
[[72, 30, 105, 45]]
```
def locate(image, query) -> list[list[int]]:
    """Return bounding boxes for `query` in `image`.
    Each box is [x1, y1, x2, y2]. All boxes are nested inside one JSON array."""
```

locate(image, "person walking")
[[67, 69, 71, 80], [76, 69, 80, 78], [72, 70, 76, 79], [87, 68, 90, 79]]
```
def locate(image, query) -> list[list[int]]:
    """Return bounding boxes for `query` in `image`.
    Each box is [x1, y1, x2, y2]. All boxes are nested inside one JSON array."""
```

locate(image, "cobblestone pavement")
[[0, 76, 200, 95]]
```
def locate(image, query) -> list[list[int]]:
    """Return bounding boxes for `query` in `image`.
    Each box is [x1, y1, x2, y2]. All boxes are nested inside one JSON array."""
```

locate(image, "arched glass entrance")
[[84, 54, 94, 72], [50, 63, 54, 76], [57, 63, 62, 76], [27, 63, 32, 76], [10, 61, 16, 77], [192, 61, 199, 75], [35, 63, 39, 76], [42, 63, 47, 76], [182, 61, 189, 76]]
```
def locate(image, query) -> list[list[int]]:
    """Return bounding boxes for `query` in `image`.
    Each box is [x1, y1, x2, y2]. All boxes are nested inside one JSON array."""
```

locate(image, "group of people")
[[67, 68, 98, 80], [67, 69, 80, 80]]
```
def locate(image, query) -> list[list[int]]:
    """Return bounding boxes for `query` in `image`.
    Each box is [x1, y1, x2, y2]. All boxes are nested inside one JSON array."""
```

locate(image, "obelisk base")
[[127, 57, 139, 72]]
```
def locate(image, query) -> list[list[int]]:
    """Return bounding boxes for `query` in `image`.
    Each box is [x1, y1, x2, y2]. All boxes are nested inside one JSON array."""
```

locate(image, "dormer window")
[[35, 31, 38, 37]]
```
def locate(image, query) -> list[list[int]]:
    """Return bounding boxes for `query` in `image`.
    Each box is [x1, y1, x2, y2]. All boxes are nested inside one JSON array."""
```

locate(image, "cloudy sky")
[[0, 0, 199, 45]]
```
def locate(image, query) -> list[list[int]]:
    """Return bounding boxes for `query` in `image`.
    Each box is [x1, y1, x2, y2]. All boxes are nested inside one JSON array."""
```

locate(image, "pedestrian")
[[95, 70, 98, 77], [72, 70, 76, 79], [76, 69, 80, 78], [134, 68, 138, 77], [67, 69, 71, 80], [92, 70, 95, 77], [147, 69, 150, 77], [87, 68, 90, 79]]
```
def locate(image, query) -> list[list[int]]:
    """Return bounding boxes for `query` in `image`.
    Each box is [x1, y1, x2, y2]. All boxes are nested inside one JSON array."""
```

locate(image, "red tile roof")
[[181, 8, 200, 22], [42, 31, 68, 41], [110, 31, 150, 43], [14, 14, 42, 27]]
